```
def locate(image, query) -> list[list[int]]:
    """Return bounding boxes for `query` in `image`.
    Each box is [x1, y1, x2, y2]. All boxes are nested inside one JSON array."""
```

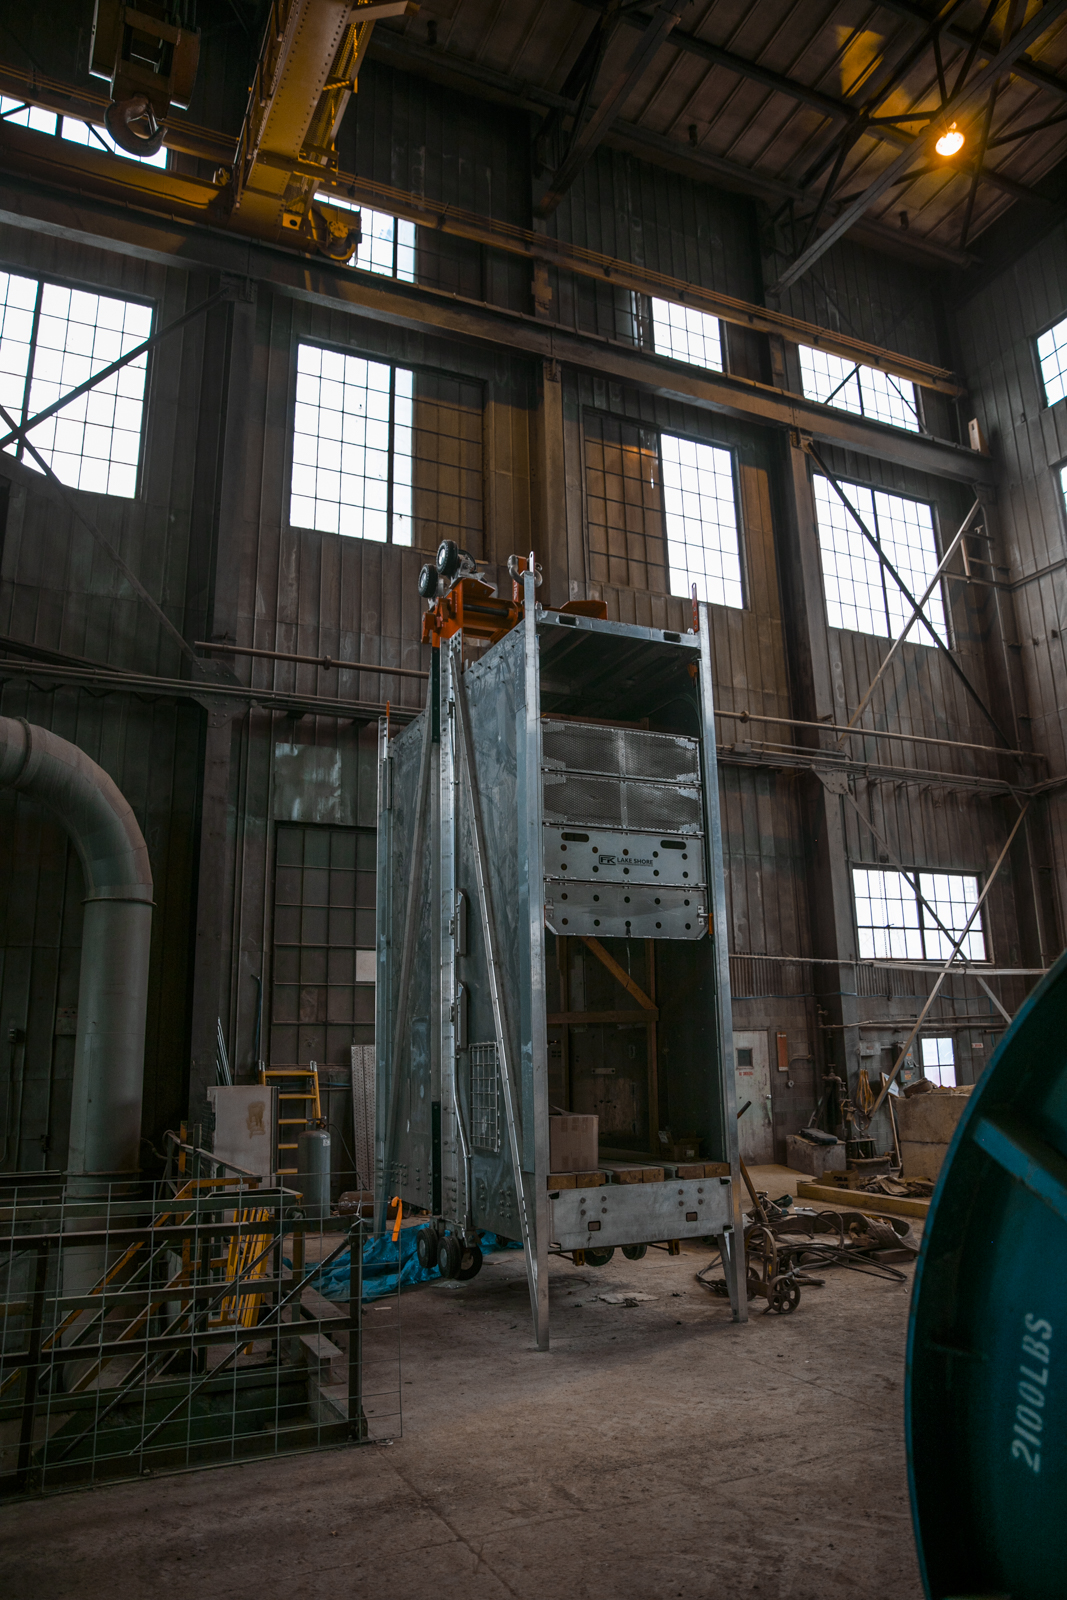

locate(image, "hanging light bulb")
[[935, 122, 965, 157]]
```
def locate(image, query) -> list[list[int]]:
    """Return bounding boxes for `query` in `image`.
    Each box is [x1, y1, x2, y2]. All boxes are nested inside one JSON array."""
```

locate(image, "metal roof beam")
[[591, 0, 1067, 108], [566, 0, 1051, 210], [535, 1, 683, 214], [876, 0, 1067, 102], [366, 28, 977, 267], [770, 0, 1067, 293]]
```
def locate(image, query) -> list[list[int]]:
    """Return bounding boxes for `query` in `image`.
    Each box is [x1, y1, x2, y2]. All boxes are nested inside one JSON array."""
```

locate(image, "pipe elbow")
[[0, 716, 153, 898]]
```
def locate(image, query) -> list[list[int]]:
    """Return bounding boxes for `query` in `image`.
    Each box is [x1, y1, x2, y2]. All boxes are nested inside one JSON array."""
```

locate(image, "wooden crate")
[[600, 1162, 666, 1184]]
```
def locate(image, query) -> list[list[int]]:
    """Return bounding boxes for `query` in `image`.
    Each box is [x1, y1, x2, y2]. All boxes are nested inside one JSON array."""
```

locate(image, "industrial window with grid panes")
[[921, 1036, 957, 1086], [650, 298, 723, 372], [290, 344, 413, 542], [315, 196, 416, 280], [1037, 314, 1067, 407], [660, 433, 743, 609], [0, 269, 152, 498], [852, 866, 986, 963], [813, 474, 947, 644], [799, 345, 920, 432]]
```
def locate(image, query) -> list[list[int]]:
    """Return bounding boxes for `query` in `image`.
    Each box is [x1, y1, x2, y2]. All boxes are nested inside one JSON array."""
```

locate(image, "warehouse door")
[[734, 1031, 773, 1164]]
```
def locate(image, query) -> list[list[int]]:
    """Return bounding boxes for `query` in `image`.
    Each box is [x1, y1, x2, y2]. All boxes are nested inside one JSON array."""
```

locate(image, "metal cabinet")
[[375, 575, 744, 1347]]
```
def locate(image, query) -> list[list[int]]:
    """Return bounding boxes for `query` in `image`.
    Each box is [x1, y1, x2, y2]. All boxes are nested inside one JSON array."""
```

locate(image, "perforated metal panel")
[[542, 722, 618, 775], [621, 728, 700, 782], [625, 783, 703, 834], [542, 722, 700, 784], [543, 826, 701, 887], [542, 722, 704, 835], [545, 882, 706, 939], [543, 772, 623, 827], [542, 773, 703, 833]]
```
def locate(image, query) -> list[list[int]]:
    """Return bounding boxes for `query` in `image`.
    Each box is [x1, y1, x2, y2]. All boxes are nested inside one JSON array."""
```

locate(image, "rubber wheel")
[[437, 1234, 462, 1279], [621, 1243, 647, 1261], [436, 538, 461, 578], [455, 1244, 483, 1281], [584, 1246, 615, 1267], [415, 1227, 437, 1270]]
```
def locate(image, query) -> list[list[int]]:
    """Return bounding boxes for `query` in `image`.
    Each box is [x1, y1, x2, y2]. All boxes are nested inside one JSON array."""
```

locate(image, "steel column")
[[696, 602, 747, 1323], [452, 649, 543, 1347]]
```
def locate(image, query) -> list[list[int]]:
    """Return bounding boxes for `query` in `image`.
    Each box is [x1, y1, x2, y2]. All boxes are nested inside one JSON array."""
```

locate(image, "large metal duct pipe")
[[0, 717, 153, 1174]]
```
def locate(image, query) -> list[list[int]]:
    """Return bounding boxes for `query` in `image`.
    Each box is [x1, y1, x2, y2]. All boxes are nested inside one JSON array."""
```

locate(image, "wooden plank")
[[795, 1180, 930, 1219], [664, 1161, 731, 1179], [580, 936, 656, 1010], [600, 1162, 665, 1184], [547, 1171, 606, 1189]]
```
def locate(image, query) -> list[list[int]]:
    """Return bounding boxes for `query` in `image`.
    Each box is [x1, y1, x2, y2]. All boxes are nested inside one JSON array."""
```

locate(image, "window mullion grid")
[[884, 368, 923, 430], [869, 498, 894, 638], [916, 880, 930, 962], [386, 366, 396, 545], [17, 280, 44, 465], [655, 427, 669, 580], [824, 362, 862, 410]]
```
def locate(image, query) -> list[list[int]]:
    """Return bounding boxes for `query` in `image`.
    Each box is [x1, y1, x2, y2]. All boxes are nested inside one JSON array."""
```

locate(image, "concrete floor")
[[2, 1167, 923, 1600]]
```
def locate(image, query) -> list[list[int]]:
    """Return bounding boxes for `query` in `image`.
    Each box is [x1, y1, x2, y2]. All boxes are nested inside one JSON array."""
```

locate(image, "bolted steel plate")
[[544, 881, 706, 939], [543, 824, 705, 888]]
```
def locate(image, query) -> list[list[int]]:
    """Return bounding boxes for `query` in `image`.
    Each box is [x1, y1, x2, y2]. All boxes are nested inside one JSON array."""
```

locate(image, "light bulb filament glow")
[[935, 122, 964, 157]]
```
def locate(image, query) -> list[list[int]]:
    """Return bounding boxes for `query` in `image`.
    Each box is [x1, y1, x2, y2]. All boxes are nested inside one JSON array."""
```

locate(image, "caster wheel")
[[456, 1244, 483, 1281], [765, 1278, 801, 1315], [437, 1234, 463, 1279], [415, 1227, 438, 1270], [621, 1243, 647, 1261], [584, 1246, 615, 1267]]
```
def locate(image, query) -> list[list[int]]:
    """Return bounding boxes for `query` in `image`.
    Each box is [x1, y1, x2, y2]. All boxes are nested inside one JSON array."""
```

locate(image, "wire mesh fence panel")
[[470, 1042, 501, 1155], [0, 1137, 401, 1497]]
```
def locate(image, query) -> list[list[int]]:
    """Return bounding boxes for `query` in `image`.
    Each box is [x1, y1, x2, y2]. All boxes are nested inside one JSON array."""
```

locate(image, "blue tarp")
[[312, 1229, 522, 1302]]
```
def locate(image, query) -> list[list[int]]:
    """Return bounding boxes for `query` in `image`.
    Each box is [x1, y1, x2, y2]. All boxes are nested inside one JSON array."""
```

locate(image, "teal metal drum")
[[907, 949, 1067, 1599]]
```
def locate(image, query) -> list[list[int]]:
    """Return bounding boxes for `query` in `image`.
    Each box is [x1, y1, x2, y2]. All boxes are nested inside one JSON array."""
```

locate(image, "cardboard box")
[[785, 1134, 846, 1179], [549, 1114, 598, 1173], [658, 1135, 702, 1161]]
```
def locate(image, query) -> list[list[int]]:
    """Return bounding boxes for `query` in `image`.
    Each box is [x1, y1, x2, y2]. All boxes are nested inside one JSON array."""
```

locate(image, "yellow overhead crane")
[[226, 0, 418, 261], [78, 0, 417, 262]]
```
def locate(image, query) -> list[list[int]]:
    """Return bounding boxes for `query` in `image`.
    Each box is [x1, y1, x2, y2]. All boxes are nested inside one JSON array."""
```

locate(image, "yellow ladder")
[[259, 1062, 322, 1176]]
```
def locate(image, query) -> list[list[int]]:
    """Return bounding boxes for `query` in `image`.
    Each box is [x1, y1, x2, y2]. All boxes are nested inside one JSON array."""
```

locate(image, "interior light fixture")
[[935, 122, 964, 157]]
